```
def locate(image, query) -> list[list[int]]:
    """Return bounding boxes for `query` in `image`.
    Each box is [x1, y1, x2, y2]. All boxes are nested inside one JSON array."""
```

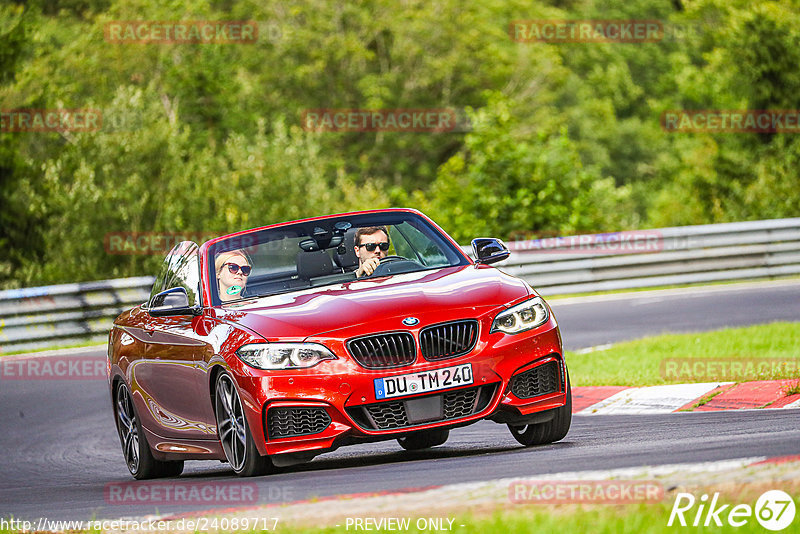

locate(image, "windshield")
[[208, 212, 469, 305]]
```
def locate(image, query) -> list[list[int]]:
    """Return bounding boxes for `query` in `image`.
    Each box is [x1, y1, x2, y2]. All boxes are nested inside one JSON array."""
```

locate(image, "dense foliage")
[[1, 0, 798, 286]]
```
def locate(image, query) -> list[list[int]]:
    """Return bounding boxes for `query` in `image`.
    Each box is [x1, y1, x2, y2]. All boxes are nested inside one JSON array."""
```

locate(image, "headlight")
[[491, 297, 550, 334], [235, 343, 337, 370]]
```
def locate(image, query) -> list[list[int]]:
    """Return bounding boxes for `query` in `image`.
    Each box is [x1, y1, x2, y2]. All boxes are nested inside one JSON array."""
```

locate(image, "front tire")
[[397, 428, 450, 450], [114, 382, 184, 479], [214, 373, 272, 477], [507, 372, 572, 446]]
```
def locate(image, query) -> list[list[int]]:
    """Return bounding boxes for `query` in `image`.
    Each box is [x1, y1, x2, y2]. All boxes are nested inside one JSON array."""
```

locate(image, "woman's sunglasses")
[[225, 263, 252, 276], [357, 242, 390, 252]]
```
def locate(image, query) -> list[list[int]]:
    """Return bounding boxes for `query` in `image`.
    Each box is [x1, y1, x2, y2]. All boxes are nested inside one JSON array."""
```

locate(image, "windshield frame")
[[203, 209, 471, 306]]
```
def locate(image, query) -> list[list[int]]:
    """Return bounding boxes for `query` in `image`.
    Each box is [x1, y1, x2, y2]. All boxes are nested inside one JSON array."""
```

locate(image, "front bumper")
[[235, 317, 567, 458]]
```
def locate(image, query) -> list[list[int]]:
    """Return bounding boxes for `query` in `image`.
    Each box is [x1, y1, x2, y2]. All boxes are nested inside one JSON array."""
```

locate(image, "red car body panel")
[[108, 208, 569, 468]]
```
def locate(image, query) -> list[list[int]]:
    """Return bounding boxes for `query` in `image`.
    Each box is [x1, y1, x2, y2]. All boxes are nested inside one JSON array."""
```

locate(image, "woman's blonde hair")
[[215, 250, 252, 275]]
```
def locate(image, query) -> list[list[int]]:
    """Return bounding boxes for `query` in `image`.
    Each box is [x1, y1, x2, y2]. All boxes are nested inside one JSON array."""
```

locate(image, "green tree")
[[414, 94, 633, 243]]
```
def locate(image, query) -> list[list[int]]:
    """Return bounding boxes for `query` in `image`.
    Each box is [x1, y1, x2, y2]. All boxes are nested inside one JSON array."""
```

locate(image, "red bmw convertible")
[[108, 208, 571, 479]]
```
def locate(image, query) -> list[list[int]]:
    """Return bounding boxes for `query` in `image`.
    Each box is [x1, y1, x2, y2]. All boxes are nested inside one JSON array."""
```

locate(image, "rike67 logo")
[[668, 490, 796, 531]]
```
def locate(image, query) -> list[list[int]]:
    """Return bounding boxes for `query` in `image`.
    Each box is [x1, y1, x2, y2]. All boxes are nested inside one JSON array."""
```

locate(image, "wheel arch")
[[207, 363, 228, 420], [110, 374, 127, 415]]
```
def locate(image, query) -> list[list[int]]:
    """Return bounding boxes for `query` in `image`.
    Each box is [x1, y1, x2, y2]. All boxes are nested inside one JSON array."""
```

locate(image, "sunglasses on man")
[[357, 242, 390, 252], [225, 263, 252, 276]]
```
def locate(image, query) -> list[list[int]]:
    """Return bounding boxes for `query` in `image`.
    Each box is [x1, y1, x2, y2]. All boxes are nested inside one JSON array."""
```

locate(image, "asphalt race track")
[[1, 281, 799, 521], [551, 280, 800, 351]]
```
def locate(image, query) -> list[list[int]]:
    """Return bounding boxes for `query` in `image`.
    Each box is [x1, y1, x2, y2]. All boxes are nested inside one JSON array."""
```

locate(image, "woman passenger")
[[215, 250, 252, 302]]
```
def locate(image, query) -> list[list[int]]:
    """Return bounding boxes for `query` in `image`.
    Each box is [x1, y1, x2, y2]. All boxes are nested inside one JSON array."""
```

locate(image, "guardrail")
[[490, 217, 800, 294], [0, 277, 154, 354], [1, 218, 799, 353]]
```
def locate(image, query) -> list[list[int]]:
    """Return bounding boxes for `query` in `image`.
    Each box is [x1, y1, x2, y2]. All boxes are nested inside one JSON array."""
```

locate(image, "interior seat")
[[296, 250, 334, 280], [334, 229, 359, 272]]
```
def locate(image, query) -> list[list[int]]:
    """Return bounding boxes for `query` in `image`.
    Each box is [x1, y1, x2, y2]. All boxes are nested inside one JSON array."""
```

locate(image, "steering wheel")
[[364, 255, 407, 277], [379, 255, 406, 264]]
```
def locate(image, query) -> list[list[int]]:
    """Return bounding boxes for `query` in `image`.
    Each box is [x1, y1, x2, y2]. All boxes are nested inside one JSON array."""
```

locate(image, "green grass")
[[566, 321, 800, 387], [784, 380, 800, 396], [680, 388, 726, 411]]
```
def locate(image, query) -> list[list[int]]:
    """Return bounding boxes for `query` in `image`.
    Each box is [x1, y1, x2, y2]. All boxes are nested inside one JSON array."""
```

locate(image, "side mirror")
[[472, 238, 510, 265], [149, 287, 201, 317]]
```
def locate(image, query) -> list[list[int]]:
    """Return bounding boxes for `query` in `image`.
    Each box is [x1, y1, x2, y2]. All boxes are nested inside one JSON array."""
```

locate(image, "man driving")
[[354, 226, 390, 277]]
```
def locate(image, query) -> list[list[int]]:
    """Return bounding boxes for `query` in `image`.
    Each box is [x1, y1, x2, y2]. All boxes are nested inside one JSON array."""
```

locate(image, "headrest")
[[334, 228, 359, 270], [297, 250, 333, 279]]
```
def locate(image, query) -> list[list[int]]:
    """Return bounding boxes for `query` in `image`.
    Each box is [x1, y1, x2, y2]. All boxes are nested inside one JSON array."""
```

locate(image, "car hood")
[[216, 265, 531, 340]]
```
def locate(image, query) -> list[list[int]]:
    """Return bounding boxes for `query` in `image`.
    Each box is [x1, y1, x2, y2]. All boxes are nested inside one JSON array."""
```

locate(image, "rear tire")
[[397, 428, 450, 450], [507, 371, 572, 447], [114, 382, 184, 479], [214, 373, 273, 477]]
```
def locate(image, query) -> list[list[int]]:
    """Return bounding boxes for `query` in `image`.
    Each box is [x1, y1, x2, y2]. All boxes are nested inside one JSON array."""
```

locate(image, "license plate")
[[374, 363, 473, 400]]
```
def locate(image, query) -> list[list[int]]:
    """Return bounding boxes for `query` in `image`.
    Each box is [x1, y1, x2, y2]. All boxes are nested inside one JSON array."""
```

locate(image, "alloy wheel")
[[215, 374, 248, 472], [116, 384, 140, 473]]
